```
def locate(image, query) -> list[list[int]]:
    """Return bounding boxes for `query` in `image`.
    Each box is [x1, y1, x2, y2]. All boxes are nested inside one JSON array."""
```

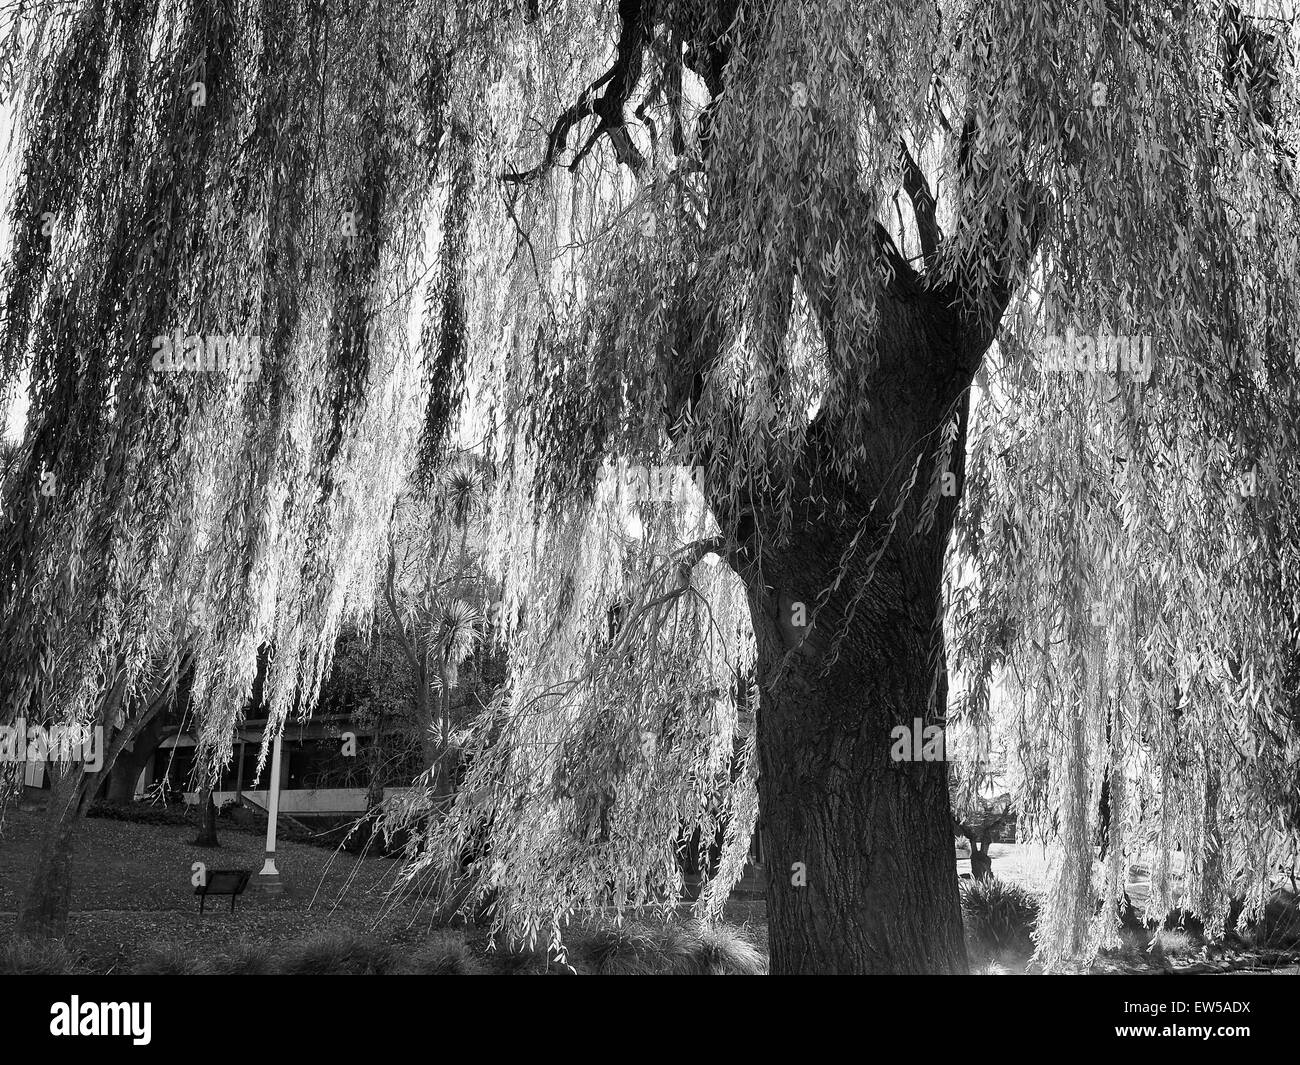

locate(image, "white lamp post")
[[253, 724, 285, 892]]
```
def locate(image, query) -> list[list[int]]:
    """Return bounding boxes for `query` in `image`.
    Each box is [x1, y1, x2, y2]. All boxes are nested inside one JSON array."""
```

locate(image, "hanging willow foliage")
[[946, 2, 1300, 966], [0, 0, 454, 782], [413, 0, 1300, 964], [2, 0, 1298, 969]]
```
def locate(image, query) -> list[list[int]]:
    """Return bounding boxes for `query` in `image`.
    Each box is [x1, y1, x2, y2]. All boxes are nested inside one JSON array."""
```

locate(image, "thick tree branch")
[[502, 0, 647, 183], [77, 650, 194, 805], [898, 137, 941, 267], [872, 221, 924, 296]]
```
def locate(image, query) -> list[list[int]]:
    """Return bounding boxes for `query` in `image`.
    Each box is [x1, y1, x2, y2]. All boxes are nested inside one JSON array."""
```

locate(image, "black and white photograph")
[[1, 0, 1299, 1029]]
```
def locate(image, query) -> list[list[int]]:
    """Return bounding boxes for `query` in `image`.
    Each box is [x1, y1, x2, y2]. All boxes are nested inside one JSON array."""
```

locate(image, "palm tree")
[[383, 457, 491, 798]]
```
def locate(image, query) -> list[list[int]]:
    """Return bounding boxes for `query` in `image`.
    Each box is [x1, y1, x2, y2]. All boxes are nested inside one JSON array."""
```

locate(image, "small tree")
[[383, 458, 493, 798], [950, 739, 1013, 881], [958, 802, 1012, 882]]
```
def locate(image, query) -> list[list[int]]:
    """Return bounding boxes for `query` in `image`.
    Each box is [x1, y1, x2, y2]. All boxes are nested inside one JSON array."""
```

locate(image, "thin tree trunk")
[[960, 818, 1004, 881], [433, 659, 456, 801], [14, 656, 188, 939], [365, 709, 386, 811], [415, 661, 439, 772], [384, 537, 445, 792], [193, 785, 219, 846], [15, 766, 88, 940]]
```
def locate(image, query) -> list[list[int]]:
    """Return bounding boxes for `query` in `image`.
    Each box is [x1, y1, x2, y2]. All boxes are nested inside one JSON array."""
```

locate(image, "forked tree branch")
[[502, 0, 647, 183], [898, 137, 942, 267]]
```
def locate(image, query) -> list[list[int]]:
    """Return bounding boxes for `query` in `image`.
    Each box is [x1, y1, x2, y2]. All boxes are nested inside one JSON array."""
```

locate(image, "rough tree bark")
[[15, 658, 188, 940], [731, 290, 983, 972], [748, 562, 970, 972], [15, 766, 88, 941], [711, 114, 1024, 968]]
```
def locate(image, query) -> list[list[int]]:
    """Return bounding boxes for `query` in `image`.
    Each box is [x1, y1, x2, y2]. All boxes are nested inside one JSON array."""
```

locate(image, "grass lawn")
[[958, 842, 1051, 891], [0, 806, 436, 972], [0, 807, 767, 973], [4, 807, 1296, 974]]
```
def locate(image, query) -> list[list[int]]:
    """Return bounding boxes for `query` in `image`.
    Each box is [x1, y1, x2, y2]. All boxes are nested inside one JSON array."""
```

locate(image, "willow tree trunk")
[[748, 510, 968, 973], [726, 248, 993, 972], [14, 671, 180, 940]]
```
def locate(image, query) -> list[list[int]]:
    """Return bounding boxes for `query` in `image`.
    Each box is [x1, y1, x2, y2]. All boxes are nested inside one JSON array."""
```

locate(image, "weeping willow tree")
[[410, 0, 1298, 974], [2, 0, 1298, 974], [433, 0, 1300, 973]]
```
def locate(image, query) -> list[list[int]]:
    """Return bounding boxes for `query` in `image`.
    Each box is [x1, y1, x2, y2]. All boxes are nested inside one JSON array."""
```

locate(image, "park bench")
[[195, 869, 252, 914]]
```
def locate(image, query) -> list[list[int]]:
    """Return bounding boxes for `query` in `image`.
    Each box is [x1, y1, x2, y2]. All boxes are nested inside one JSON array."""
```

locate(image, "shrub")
[[129, 943, 209, 975], [475, 919, 766, 974], [1161, 908, 1205, 941], [209, 940, 276, 974], [280, 931, 399, 975], [692, 923, 767, 975], [575, 923, 662, 975], [0, 937, 80, 975], [1114, 927, 1150, 959], [1148, 928, 1195, 962], [1252, 889, 1300, 948], [396, 933, 486, 975], [485, 940, 572, 975], [962, 877, 1039, 955], [658, 922, 707, 974]]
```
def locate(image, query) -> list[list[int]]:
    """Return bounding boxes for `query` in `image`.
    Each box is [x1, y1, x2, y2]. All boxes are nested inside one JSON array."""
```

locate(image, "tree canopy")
[[1, 0, 1297, 971]]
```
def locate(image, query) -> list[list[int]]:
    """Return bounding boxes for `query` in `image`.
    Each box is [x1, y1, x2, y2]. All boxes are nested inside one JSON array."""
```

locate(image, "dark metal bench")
[[195, 869, 252, 913]]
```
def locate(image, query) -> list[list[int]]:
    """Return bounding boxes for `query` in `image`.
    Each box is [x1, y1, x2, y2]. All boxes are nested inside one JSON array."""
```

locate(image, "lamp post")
[[252, 724, 285, 893]]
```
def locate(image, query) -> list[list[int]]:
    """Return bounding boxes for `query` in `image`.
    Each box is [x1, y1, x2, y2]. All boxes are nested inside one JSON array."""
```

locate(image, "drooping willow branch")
[[501, 0, 648, 183]]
